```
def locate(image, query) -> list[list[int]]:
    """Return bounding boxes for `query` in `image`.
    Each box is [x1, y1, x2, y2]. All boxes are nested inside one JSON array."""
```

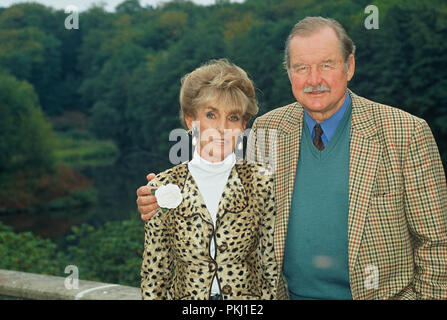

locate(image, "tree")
[[116, 0, 142, 14], [0, 71, 56, 177], [0, 4, 65, 114]]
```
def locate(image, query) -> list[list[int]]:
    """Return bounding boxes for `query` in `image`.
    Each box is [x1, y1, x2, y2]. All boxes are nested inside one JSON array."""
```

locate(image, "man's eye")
[[321, 63, 335, 71], [294, 65, 309, 74]]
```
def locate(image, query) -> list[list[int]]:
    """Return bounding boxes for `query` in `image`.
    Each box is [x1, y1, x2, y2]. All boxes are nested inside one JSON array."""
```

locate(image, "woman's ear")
[[185, 115, 193, 131], [241, 120, 247, 132]]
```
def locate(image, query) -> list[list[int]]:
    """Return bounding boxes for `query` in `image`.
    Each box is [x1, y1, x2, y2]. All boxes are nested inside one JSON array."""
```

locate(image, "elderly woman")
[[140, 59, 277, 300]]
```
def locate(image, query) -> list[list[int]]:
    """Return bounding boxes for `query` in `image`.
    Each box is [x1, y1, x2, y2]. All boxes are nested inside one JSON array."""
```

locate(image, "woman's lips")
[[212, 139, 230, 144]]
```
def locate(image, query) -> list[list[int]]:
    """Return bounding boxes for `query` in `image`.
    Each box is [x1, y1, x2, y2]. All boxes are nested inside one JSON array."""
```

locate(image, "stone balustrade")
[[0, 269, 140, 300]]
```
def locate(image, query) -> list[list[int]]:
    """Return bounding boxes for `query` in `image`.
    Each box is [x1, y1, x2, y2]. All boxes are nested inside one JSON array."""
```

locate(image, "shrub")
[[64, 217, 144, 287], [0, 221, 67, 276]]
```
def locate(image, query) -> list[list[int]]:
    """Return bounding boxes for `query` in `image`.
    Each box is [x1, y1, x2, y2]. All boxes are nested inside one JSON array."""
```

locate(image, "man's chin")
[[300, 100, 329, 112]]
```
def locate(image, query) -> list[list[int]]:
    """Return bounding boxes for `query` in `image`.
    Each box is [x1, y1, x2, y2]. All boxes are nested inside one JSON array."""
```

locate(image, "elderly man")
[[136, 17, 447, 300]]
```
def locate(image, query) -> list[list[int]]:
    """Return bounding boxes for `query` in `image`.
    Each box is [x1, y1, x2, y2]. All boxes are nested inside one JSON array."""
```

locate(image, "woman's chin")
[[199, 141, 235, 161]]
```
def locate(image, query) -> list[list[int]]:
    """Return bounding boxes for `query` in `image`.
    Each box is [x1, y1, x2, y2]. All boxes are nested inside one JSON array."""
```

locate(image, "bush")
[[64, 217, 144, 287], [0, 217, 145, 287], [0, 221, 67, 276], [0, 164, 93, 212]]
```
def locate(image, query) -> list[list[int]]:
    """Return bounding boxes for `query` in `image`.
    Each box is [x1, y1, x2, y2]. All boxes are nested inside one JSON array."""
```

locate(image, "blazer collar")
[[279, 89, 378, 140], [178, 165, 248, 225], [348, 89, 379, 141]]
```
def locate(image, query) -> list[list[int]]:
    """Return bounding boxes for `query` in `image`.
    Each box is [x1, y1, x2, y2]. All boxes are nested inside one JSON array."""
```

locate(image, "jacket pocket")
[[369, 190, 404, 221], [239, 293, 261, 300], [167, 290, 191, 300], [366, 189, 413, 266]]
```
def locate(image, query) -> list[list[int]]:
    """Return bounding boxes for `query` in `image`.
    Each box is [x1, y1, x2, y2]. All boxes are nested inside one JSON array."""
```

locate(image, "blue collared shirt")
[[304, 91, 351, 147]]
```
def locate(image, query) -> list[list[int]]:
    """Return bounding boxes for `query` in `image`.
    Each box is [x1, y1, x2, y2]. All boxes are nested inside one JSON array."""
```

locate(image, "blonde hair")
[[179, 58, 258, 128]]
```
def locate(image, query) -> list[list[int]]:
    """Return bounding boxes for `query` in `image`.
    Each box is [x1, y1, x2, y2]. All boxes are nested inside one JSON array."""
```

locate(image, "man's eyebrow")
[[292, 59, 336, 67], [292, 62, 306, 67]]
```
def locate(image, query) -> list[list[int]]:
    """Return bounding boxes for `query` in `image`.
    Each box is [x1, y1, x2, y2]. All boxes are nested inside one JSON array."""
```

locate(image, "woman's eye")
[[206, 112, 215, 119], [230, 115, 240, 121]]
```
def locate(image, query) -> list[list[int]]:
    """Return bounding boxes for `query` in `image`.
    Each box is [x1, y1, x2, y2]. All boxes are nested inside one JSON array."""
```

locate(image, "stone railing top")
[[0, 269, 141, 300]]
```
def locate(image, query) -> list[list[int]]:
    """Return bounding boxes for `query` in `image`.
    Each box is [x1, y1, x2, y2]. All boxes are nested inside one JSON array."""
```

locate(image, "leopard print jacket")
[[141, 162, 278, 300]]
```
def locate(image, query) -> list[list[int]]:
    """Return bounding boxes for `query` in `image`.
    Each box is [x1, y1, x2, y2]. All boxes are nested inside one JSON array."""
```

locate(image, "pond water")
[[0, 151, 171, 244]]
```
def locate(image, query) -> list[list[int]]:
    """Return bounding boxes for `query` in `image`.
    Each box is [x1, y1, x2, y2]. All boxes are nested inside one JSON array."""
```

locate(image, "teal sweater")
[[283, 103, 353, 300]]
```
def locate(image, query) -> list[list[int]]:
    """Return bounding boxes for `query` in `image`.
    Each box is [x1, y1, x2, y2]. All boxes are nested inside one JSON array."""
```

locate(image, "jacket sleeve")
[[140, 179, 173, 300], [259, 174, 279, 299], [246, 120, 258, 164], [403, 119, 447, 299]]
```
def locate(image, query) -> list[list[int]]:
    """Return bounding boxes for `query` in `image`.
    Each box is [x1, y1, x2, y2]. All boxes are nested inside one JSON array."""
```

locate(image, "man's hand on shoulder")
[[136, 173, 160, 221]]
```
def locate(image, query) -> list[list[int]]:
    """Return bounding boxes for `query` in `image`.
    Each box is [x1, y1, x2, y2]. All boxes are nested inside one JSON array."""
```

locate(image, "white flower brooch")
[[152, 184, 183, 212]]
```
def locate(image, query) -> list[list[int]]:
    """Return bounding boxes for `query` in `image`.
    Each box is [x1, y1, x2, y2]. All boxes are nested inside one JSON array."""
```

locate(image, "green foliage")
[[44, 187, 98, 211], [116, 0, 143, 14], [0, 218, 143, 287], [64, 218, 144, 287], [0, 221, 66, 275], [0, 3, 81, 115], [0, 71, 56, 176], [54, 130, 119, 169]]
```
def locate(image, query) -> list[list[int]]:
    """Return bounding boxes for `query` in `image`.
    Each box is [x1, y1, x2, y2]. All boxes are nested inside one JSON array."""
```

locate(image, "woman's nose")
[[216, 120, 227, 134]]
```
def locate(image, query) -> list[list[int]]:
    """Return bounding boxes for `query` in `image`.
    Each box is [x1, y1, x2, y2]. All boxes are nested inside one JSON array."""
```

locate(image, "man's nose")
[[307, 65, 322, 86]]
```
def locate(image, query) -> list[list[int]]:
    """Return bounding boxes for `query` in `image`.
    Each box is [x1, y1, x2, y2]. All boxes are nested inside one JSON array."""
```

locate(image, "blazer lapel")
[[181, 165, 249, 228], [181, 171, 214, 226], [274, 103, 304, 271], [217, 165, 248, 217], [347, 90, 382, 284]]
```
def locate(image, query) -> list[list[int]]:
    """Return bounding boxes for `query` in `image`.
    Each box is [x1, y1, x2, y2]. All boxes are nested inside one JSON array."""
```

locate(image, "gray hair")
[[283, 16, 356, 70]]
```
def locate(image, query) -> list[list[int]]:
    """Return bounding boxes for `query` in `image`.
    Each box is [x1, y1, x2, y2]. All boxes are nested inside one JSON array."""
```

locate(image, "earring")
[[237, 133, 243, 151], [191, 127, 198, 147]]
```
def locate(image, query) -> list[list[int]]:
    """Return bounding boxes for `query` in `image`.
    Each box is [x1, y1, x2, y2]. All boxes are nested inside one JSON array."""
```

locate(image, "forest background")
[[0, 0, 446, 288]]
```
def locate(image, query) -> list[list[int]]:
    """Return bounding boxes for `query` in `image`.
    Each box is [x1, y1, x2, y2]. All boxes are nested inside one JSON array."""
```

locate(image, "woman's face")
[[185, 98, 246, 163]]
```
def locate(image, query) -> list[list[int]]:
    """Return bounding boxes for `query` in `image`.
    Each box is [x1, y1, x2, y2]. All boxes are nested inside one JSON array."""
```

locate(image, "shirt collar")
[[304, 91, 351, 141], [189, 148, 236, 175]]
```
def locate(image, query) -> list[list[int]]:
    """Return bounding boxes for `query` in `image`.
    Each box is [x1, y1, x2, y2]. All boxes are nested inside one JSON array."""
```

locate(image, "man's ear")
[[287, 68, 292, 83], [347, 54, 355, 82]]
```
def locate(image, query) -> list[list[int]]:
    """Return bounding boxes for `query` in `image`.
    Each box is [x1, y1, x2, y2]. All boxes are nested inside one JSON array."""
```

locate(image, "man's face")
[[287, 27, 355, 122]]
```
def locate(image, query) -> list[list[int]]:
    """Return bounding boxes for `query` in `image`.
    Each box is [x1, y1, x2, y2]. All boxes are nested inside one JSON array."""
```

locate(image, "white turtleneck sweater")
[[187, 149, 236, 296]]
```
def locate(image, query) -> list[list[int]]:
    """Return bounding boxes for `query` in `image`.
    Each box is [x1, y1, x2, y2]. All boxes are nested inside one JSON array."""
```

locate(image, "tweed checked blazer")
[[246, 89, 447, 300], [141, 162, 278, 300]]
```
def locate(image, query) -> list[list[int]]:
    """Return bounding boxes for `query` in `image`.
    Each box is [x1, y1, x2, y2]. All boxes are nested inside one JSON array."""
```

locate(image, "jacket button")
[[209, 263, 216, 272], [221, 285, 232, 295], [219, 242, 228, 252]]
